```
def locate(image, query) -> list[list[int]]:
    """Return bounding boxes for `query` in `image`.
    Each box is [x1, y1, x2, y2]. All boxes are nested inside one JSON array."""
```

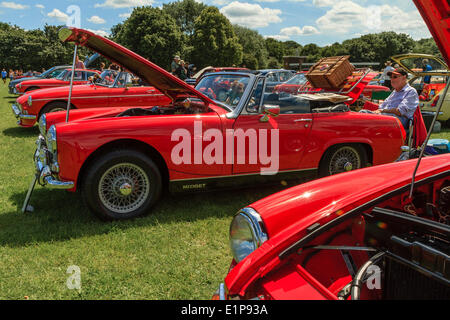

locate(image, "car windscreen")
[[195, 74, 250, 110], [285, 73, 307, 85], [56, 70, 68, 80], [40, 67, 56, 78]]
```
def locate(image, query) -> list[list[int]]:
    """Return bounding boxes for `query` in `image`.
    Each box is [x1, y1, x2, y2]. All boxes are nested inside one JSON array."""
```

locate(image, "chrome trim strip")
[[170, 168, 317, 182], [31, 94, 166, 102]]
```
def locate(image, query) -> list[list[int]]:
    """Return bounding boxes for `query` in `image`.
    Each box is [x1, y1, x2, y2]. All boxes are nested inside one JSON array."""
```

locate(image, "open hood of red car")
[[58, 27, 214, 104], [413, 0, 450, 66]]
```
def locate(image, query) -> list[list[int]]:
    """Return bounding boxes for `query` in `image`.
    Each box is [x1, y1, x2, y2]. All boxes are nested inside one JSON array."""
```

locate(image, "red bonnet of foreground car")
[[224, 154, 450, 298]]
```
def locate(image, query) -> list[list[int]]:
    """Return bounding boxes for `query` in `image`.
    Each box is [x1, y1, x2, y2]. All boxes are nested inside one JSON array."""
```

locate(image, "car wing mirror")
[[259, 104, 280, 122]]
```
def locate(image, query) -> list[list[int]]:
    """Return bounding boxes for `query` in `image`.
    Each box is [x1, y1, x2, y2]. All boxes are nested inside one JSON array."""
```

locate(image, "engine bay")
[[115, 98, 210, 118]]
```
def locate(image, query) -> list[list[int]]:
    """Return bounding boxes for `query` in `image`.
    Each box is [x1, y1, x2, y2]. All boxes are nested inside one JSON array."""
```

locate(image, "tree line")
[[0, 0, 442, 72]]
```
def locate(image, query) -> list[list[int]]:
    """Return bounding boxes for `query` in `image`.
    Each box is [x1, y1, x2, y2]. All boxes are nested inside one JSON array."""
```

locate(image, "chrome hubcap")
[[99, 163, 150, 214], [329, 147, 361, 175]]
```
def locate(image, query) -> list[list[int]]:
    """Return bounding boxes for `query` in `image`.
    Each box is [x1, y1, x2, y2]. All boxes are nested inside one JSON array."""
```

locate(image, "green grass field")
[[0, 80, 449, 300]]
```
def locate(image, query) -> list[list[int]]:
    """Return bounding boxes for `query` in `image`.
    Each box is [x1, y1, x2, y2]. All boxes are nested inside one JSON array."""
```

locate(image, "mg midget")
[[24, 27, 406, 221]]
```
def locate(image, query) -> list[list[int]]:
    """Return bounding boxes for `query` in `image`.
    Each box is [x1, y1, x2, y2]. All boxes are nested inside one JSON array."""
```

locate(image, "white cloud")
[[313, 0, 333, 7], [86, 29, 110, 37], [0, 2, 29, 10], [315, 1, 430, 39], [47, 8, 68, 22], [280, 26, 320, 36], [220, 2, 282, 28], [94, 0, 154, 8], [88, 15, 106, 24], [265, 34, 289, 41], [35, 4, 44, 9], [119, 12, 131, 18]]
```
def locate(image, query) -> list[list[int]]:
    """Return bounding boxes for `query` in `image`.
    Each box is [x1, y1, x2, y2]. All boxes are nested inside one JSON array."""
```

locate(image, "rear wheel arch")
[[77, 139, 169, 192]]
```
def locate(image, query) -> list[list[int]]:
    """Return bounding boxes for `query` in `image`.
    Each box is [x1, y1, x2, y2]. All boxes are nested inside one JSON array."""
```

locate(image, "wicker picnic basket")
[[306, 56, 355, 89]]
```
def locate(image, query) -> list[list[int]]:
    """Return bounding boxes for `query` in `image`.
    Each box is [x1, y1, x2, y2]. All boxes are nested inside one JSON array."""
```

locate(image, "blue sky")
[[0, 0, 432, 46]]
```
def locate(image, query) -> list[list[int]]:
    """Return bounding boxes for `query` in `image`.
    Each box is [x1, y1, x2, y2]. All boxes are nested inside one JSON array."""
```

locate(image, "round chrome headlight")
[[229, 207, 268, 263], [27, 95, 32, 106], [46, 125, 57, 154], [39, 114, 47, 136]]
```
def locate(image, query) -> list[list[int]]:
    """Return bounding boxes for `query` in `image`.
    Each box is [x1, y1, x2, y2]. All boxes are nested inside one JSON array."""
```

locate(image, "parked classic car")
[[8, 54, 99, 94], [390, 53, 450, 126], [14, 68, 100, 94], [214, 0, 450, 300], [8, 65, 70, 94], [24, 27, 406, 221], [11, 69, 171, 127]]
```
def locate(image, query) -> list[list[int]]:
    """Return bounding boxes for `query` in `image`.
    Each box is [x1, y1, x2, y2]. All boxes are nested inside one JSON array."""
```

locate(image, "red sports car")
[[23, 27, 405, 221], [215, 0, 450, 300], [11, 69, 171, 127], [14, 68, 100, 94]]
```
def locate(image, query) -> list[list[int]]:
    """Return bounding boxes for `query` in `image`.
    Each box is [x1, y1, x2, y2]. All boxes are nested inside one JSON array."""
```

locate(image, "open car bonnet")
[[413, 0, 450, 66], [391, 53, 449, 76], [58, 27, 214, 104]]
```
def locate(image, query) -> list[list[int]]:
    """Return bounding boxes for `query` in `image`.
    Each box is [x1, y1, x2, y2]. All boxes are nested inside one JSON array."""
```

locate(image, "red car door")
[[232, 81, 313, 175]]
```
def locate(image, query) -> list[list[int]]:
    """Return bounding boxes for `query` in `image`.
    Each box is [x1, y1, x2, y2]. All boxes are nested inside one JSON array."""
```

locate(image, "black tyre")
[[81, 149, 162, 221], [319, 144, 368, 177], [40, 101, 69, 118]]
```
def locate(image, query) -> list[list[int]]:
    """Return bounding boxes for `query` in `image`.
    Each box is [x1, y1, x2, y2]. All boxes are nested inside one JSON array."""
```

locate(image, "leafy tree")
[[265, 38, 284, 62], [414, 38, 442, 58], [267, 57, 281, 69], [282, 40, 302, 56], [163, 0, 207, 36], [233, 24, 268, 69], [112, 6, 183, 69], [190, 7, 242, 67], [301, 43, 321, 62]]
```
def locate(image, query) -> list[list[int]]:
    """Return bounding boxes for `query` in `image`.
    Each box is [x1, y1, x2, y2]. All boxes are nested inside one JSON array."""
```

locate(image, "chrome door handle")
[[294, 118, 312, 122]]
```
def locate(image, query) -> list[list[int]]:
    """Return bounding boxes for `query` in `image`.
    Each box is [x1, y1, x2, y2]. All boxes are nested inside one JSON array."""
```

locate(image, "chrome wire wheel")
[[328, 146, 361, 175], [98, 163, 150, 215]]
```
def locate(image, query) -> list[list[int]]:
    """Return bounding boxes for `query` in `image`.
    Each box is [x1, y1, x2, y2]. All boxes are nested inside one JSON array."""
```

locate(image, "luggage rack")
[[297, 68, 372, 95]]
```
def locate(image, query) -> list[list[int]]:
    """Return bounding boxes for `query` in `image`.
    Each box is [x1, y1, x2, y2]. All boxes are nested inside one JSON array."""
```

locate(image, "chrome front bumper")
[[34, 135, 74, 189], [11, 104, 36, 121]]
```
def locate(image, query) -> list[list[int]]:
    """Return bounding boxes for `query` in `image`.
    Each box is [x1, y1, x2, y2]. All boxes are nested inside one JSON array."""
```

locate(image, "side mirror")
[[259, 104, 280, 122]]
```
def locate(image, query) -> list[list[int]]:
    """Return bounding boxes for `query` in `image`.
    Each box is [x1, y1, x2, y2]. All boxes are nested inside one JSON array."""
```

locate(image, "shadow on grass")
[[3, 126, 39, 138], [3, 95, 18, 100], [2, 183, 286, 248]]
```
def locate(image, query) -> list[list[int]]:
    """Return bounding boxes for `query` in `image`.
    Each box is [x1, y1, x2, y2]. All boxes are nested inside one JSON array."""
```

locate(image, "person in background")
[[171, 55, 180, 75], [175, 60, 187, 80], [9, 69, 14, 81], [381, 61, 395, 89], [1, 69, 7, 84], [100, 62, 106, 72], [360, 67, 418, 130], [187, 64, 196, 78], [75, 55, 85, 69], [422, 59, 432, 84]]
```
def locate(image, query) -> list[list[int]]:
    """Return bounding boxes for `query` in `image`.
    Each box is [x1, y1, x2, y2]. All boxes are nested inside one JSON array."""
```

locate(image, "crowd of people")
[[170, 55, 196, 80], [1, 69, 38, 84]]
